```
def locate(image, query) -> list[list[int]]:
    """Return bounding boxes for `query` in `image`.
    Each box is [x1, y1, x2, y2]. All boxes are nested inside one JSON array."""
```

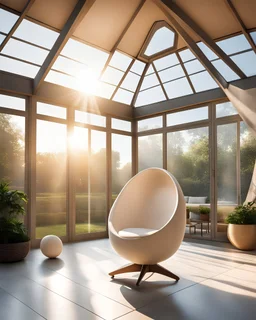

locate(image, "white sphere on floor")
[[40, 235, 63, 258]]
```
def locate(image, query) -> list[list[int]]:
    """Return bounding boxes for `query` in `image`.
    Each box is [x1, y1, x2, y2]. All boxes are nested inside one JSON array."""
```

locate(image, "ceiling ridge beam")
[[33, 0, 95, 94], [224, 0, 256, 54], [158, 0, 246, 79], [155, 1, 228, 89], [0, 0, 36, 52]]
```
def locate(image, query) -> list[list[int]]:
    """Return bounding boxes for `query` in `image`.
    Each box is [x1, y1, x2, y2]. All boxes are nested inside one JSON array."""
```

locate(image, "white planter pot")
[[227, 224, 256, 250]]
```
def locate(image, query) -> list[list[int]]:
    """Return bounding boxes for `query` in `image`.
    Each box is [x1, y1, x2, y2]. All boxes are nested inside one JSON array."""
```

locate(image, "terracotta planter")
[[227, 224, 256, 250], [0, 241, 30, 263], [200, 214, 209, 221]]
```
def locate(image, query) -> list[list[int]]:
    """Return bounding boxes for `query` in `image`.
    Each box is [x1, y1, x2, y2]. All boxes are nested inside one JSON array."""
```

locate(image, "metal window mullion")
[[67, 105, 75, 241], [88, 128, 91, 234], [152, 63, 168, 100], [27, 96, 37, 246], [237, 120, 241, 204], [176, 53, 196, 93], [0, 53, 41, 68], [106, 117, 112, 230], [163, 115, 167, 170], [209, 102, 216, 240]]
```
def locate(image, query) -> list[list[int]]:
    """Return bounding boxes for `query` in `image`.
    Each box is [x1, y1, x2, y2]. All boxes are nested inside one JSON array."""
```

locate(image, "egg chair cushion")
[[119, 228, 157, 239]]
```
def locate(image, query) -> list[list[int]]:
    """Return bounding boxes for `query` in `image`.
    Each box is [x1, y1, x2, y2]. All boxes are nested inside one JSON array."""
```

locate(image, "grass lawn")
[[36, 223, 106, 239]]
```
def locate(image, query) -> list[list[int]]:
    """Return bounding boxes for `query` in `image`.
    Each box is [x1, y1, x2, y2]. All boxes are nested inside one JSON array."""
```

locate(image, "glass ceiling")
[[0, 7, 256, 108]]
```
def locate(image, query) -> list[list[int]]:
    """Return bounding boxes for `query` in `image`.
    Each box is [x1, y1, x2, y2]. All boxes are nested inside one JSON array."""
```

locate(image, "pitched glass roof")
[[0, 5, 255, 108]]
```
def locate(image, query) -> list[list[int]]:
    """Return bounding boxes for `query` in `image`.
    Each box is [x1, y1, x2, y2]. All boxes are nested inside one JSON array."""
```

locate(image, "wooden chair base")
[[109, 263, 179, 286]]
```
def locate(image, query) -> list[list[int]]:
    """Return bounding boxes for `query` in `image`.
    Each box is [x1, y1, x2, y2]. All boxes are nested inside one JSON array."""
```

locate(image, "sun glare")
[[77, 68, 99, 95]]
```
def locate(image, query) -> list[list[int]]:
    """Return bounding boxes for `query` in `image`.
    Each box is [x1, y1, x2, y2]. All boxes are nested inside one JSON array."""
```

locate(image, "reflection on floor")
[[0, 238, 255, 319]]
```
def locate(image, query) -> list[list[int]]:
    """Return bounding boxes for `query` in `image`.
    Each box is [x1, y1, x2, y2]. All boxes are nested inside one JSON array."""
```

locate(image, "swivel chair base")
[[109, 263, 179, 286]]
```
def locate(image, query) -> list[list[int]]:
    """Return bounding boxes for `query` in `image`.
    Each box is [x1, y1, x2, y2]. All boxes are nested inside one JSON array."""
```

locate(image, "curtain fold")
[[224, 85, 256, 203]]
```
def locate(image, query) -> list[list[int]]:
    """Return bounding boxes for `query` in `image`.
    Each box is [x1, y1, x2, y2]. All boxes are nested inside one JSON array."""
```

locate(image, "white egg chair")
[[108, 168, 186, 286]]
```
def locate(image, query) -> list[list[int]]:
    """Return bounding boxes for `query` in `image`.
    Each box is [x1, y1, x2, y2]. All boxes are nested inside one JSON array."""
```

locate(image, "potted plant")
[[199, 206, 210, 221], [226, 201, 256, 250], [0, 182, 30, 262]]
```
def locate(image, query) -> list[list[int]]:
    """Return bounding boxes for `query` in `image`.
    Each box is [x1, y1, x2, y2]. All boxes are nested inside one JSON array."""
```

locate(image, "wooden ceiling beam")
[[159, 0, 246, 79], [224, 0, 256, 54], [0, 0, 36, 52], [33, 0, 95, 94]]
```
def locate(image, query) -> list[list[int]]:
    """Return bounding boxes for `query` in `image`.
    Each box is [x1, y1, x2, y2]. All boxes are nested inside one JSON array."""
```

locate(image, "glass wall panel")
[[138, 134, 162, 171], [75, 110, 106, 127], [0, 94, 25, 111], [0, 114, 25, 190], [138, 116, 163, 132], [216, 102, 238, 118], [216, 123, 237, 235], [36, 120, 67, 239], [167, 107, 208, 127], [167, 127, 210, 237], [90, 130, 107, 232], [111, 118, 131, 132], [73, 127, 89, 235], [240, 122, 256, 203], [37, 102, 66, 119], [112, 134, 132, 204]]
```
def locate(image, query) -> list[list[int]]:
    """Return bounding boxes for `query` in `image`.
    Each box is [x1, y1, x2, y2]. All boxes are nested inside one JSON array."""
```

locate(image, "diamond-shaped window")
[[139, 21, 177, 61]]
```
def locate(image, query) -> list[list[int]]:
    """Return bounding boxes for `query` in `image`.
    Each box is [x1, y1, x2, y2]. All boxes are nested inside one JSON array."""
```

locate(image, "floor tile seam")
[[132, 264, 242, 312], [0, 284, 47, 320], [24, 259, 134, 310], [20, 273, 107, 320], [112, 310, 136, 320]]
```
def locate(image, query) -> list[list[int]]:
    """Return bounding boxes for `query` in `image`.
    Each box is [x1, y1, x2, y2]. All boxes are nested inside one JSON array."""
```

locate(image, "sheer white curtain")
[[224, 85, 256, 203]]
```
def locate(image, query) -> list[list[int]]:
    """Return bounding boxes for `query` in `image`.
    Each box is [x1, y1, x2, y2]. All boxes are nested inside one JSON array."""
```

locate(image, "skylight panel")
[[197, 42, 218, 61], [52, 56, 88, 78], [140, 73, 159, 90], [146, 64, 154, 75], [144, 27, 175, 56], [164, 77, 193, 99], [184, 59, 205, 74], [153, 53, 179, 71], [61, 39, 109, 75], [0, 9, 18, 34], [190, 71, 218, 92], [131, 60, 145, 75], [101, 66, 124, 85], [230, 51, 256, 77], [109, 51, 132, 71], [0, 55, 39, 78], [13, 19, 59, 49], [113, 88, 133, 105], [250, 32, 256, 45], [179, 49, 196, 62], [120, 72, 140, 92], [135, 85, 166, 107], [216, 35, 251, 55], [2, 38, 48, 65], [0, 94, 25, 111], [212, 59, 239, 81], [45, 70, 78, 91], [96, 82, 116, 99], [158, 65, 185, 83], [0, 34, 5, 45]]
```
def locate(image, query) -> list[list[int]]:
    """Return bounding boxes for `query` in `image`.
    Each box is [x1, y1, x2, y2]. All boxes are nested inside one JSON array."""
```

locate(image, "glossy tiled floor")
[[0, 239, 255, 320]]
